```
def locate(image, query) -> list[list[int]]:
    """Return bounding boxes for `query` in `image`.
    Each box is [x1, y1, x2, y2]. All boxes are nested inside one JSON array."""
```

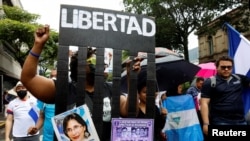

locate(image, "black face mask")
[[17, 90, 27, 99]]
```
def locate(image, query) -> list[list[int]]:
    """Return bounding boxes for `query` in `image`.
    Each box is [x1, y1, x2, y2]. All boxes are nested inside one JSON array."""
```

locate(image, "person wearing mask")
[[5, 81, 39, 141], [200, 56, 250, 136]]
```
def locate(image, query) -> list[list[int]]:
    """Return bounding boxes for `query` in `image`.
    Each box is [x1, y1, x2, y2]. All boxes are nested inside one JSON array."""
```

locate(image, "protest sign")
[[111, 118, 154, 141], [52, 104, 99, 141]]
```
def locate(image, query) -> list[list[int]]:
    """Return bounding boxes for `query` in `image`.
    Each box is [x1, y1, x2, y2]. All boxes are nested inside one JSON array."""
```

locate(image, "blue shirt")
[[186, 86, 200, 110], [37, 100, 55, 141], [201, 74, 250, 123]]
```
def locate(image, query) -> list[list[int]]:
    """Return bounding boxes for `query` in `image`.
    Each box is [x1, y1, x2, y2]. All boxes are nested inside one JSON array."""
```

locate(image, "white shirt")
[[7, 96, 39, 137]]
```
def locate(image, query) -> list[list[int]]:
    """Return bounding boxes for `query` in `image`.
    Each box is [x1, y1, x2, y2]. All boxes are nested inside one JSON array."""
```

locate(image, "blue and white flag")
[[161, 94, 203, 141], [28, 105, 39, 123], [225, 22, 250, 114]]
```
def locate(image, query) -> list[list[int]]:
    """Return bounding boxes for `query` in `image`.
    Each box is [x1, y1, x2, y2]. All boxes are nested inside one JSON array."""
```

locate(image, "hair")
[[196, 77, 204, 82], [137, 69, 158, 93], [166, 84, 179, 96], [136, 68, 147, 93], [122, 127, 127, 131], [4, 90, 8, 94], [215, 56, 234, 67], [166, 83, 183, 97], [63, 113, 90, 138], [70, 50, 95, 85], [131, 127, 136, 132]]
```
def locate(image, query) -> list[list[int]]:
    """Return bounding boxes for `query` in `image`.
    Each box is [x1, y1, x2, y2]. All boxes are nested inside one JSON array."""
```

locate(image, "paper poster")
[[51, 104, 99, 141], [111, 118, 154, 141]]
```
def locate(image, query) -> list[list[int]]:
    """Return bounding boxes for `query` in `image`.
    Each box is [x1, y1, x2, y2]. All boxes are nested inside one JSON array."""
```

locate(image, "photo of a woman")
[[63, 113, 91, 141]]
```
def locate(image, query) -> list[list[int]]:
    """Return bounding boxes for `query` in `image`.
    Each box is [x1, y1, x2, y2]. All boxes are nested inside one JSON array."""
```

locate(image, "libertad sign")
[[59, 5, 155, 51], [56, 5, 156, 140], [61, 8, 155, 37]]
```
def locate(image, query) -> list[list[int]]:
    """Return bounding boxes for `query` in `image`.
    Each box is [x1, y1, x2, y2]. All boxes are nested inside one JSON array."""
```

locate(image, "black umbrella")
[[121, 55, 201, 92], [153, 59, 200, 91]]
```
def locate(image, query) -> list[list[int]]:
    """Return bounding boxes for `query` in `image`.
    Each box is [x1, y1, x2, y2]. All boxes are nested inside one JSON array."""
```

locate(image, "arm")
[[200, 97, 210, 136], [119, 57, 141, 117], [5, 114, 13, 141], [120, 94, 128, 117], [27, 110, 45, 135], [21, 25, 55, 103]]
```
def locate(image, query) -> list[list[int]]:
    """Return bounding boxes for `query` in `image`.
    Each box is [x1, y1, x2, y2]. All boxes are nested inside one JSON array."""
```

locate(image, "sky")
[[20, 0, 198, 49]]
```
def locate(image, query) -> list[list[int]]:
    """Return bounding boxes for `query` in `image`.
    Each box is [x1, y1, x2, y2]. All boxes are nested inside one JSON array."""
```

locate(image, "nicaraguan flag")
[[28, 106, 39, 123], [225, 22, 250, 114], [161, 94, 203, 141]]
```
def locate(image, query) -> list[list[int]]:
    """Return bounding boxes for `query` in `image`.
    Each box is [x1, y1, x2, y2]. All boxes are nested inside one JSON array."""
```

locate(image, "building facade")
[[0, 0, 23, 112], [197, 7, 250, 64]]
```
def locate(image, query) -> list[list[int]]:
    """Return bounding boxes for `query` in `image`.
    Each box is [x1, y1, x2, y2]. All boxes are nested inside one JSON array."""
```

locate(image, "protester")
[[186, 77, 204, 128], [63, 113, 90, 141], [3, 90, 10, 118], [200, 56, 250, 136], [161, 83, 184, 140], [20, 25, 141, 141], [186, 77, 204, 111], [3, 89, 17, 117], [27, 70, 57, 141], [166, 83, 184, 97], [129, 72, 167, 141], [162, 83, 204, 141], [27, 100, 55, 141], [5, 81, 39, 141]]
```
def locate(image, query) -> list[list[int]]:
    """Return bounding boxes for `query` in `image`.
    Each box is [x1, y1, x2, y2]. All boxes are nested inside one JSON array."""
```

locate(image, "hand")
[[160, 132, 167, 141], [126, 57, 143, 74], [27, 126, 39, 135], [5, 137, 11, 141], [161, 107, 168, 117], [34, 24, 50, 46], [203, 124, 208, 136]]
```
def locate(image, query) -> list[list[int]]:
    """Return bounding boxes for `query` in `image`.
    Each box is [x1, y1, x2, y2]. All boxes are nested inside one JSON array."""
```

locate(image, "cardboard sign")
[[52, 104, 99, 141], [56, 4, 156, 139], [59, 4, 155, 50], [111, 118, 154, 141]]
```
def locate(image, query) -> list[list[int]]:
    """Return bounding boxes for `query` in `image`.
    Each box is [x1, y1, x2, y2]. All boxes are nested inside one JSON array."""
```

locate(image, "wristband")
[[29, 51, 40, 58], [203, 123, 209, 125]]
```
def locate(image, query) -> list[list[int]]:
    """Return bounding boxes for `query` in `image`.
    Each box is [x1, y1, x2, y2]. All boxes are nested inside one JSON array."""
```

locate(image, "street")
[[0, 112, 6, 141]]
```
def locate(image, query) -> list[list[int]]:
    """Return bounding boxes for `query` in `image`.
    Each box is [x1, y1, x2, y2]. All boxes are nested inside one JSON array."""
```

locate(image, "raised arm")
[[21, 25, 55, 103]]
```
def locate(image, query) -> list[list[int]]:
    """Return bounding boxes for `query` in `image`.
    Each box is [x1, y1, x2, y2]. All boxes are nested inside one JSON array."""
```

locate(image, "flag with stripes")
[[161, 94, 203, 141], [225, 22, 250, 115], [28, 105, 39, 123]]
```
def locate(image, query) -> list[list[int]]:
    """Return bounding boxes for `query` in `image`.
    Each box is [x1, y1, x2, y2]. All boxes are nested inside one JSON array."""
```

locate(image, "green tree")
[[123, 0, 242, 61], [0, 5, 58, 75]]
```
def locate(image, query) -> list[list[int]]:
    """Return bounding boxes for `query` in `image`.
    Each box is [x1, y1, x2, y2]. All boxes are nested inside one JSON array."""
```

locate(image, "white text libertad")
[[60, 8, 156, 37]]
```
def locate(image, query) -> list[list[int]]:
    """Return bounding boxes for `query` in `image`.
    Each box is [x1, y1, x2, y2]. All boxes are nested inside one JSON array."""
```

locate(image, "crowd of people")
[[2, 25, 250, 141]]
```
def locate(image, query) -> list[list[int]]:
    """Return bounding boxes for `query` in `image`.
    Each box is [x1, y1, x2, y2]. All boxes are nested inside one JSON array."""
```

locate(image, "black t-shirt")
[[68, 81, 112, 141], [201, 74, 250, 123], [85, 82, 112, 141], [137, 106, 166, 141]]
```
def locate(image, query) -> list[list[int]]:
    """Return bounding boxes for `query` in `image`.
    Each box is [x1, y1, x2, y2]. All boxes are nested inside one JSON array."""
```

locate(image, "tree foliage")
[[0, 5, 58, 75], [123, 0, 242, 61]]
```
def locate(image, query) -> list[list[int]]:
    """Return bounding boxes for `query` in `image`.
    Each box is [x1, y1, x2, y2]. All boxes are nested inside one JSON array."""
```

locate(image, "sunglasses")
[[220, 66, 232, 70]]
